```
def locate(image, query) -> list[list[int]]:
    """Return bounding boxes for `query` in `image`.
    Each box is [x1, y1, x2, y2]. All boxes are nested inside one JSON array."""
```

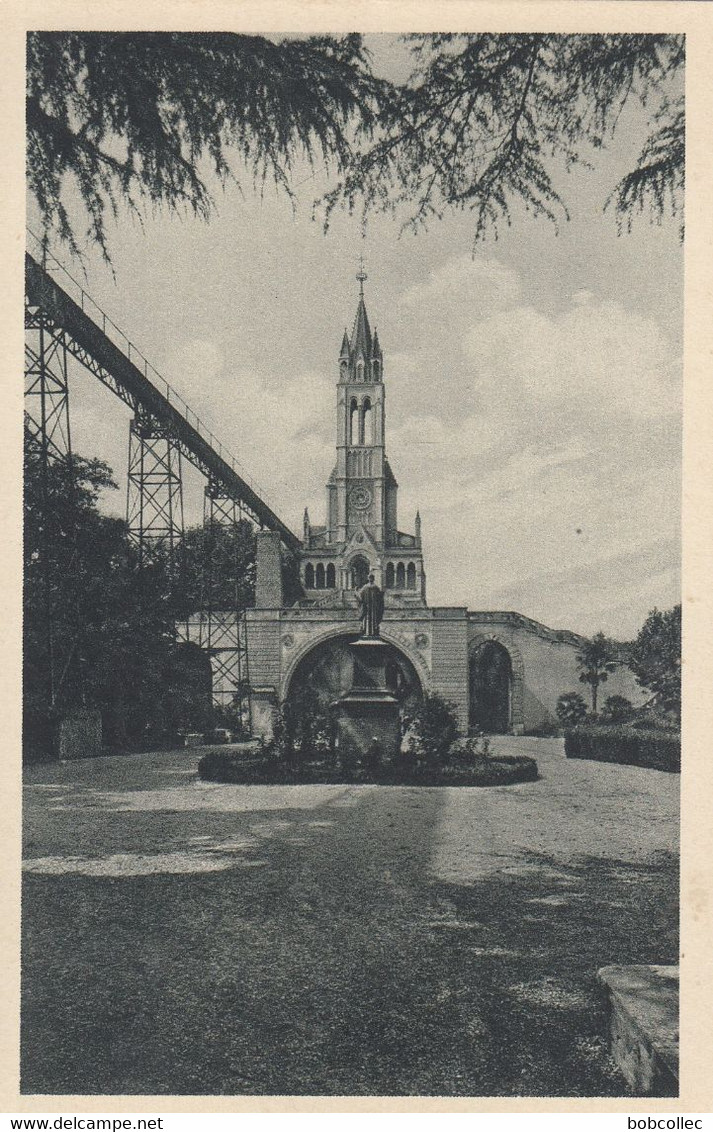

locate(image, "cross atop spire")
[[356, 254, 367, 297]]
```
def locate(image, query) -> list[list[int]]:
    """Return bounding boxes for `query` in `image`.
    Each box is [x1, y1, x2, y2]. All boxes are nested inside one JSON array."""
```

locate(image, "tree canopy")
[[27, 31, 684, 260], [23, 436, 217, 757], [26, 31, 381, 260], [576, 631, 618, 714], [325, 33, 684, 242], [177, 520, 256, 615], [628, 604, 681, 715]]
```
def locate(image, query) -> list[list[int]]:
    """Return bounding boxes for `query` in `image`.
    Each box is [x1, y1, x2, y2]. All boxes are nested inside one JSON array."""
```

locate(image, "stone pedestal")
[[335, 638, 401, 762], [57, 708, 102, 760], [250, 686, 279, 740], [598, 964, 679, 1095]]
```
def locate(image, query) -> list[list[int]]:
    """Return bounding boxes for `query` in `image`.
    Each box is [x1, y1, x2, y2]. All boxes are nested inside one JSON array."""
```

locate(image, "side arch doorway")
[[469, 640, 513, 734]]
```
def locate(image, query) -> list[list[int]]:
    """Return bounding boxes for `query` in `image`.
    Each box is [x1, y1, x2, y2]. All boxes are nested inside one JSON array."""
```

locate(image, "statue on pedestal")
[[356, 573, 384, 639], [337, 573, 398, 762]]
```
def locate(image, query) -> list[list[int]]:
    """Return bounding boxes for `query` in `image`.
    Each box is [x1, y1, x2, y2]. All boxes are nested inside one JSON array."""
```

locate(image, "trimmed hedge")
[[564, 726, 680, 773]]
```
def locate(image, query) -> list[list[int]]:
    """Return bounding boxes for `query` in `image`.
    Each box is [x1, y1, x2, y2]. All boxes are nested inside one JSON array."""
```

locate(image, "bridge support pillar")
[[200, 481, 252, 734], [24, 298, 76, 724], [126, 415, 184, 568], [24, 305, 73, 464]]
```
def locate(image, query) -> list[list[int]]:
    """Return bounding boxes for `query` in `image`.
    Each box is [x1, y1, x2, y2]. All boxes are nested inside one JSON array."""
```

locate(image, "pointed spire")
[[350, 295, 372, 360], [339, 329, 350, 360], [372, 327, 382, 360], [303, 507, 311, 543], [357, 254, 367, 297], [415, 509, 422, 545], [350, 255, 373, 363]]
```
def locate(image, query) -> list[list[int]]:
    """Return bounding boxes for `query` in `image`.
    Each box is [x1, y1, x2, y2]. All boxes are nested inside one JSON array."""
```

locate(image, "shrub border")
[[564, 726, 680, 773]]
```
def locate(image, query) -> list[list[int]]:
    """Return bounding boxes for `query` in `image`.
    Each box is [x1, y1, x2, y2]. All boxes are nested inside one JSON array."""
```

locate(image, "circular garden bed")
[[197, 748, 538, 787]]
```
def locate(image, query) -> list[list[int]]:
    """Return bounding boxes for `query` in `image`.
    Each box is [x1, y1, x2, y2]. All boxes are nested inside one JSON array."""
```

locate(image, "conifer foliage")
[[324, 34, 684, 243], [26, 31, 381, 259], [27, 32, 684, 260]]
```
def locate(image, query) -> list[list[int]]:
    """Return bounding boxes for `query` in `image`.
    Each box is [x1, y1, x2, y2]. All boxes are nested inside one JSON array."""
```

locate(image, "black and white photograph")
[[12, 9, 699, 1109]]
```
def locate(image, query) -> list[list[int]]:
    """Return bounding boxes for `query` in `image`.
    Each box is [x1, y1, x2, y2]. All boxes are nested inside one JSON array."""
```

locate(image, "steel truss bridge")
[[25, 236, 299, 733]]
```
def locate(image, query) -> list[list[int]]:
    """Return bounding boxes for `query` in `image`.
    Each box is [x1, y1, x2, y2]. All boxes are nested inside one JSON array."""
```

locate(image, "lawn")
[[21, 740, 679, 1097]]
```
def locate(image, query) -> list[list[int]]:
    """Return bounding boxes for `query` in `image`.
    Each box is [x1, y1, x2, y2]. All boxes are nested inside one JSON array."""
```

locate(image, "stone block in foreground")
[[598, 964, 679, 1095]]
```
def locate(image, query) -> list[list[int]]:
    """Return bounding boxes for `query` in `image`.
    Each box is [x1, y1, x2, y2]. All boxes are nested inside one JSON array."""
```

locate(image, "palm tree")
[[576, 632, 618, 715]]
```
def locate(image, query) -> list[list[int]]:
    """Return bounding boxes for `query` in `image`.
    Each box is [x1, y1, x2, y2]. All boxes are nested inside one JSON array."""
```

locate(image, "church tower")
[[330, 265, 390, 547], [301, 267, 426, 606]]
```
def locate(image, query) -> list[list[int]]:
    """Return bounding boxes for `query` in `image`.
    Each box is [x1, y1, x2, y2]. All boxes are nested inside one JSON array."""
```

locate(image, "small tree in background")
[[406, 692, 459, 764], [576, 632, 618, 714], [277, 689, 334, 767], [628, 604, 681, 718], [556, 692, 588, 727], [600, 695, 634, 723], [23, 437, 195, 756]]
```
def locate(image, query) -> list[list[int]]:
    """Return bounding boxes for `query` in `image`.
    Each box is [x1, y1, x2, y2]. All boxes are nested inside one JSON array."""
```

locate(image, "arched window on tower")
[[362, 398, 373, 445], [326, 563, 336, 588], [407, 562, 416, 590], [386, 562, 395, 589], [305, 563, 315, 589], [316, 563, 325, 589], [349, 399, 358, 445], [396, 562, 405, 588], [372, 360, 380, 381], [356, 359, 365, 382]]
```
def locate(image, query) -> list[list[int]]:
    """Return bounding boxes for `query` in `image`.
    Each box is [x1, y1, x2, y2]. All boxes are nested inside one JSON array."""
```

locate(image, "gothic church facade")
[[245, 281, 642, 738], [300, 277, 425, 607]]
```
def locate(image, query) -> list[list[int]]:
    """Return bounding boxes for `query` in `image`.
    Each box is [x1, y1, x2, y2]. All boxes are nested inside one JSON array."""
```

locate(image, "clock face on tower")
[[350, 486, 372, 511]]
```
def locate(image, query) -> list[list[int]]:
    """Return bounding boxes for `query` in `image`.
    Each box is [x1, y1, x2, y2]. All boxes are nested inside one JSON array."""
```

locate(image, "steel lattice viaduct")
[[25, 250, 643, 741]]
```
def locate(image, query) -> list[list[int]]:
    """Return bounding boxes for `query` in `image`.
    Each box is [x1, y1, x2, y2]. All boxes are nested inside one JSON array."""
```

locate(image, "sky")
[[28, 35, 683, 639]]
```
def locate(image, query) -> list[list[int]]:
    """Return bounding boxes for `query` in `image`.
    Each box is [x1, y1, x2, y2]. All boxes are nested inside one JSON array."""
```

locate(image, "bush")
[[274, 691, 336, 764], [197, 740, 269, 782], [599, 695, 634, 723], [630, 704, 680, 732], [212, 696, 250, 738], [556, 692, 588, 726], [526, 718, 561, 737], [197, 746, 538, 787], [564, 726, 680, 772], [405, 692, 459, 764], [449, 734, 493, 764]]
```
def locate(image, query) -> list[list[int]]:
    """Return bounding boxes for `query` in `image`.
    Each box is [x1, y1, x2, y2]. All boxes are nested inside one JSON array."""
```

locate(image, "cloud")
[[465, 298, 679, 423], [377, 264, 681, 635], [400, 254, 522, 319], [159, 343, 337, 526], [69, 244, 680, 638]]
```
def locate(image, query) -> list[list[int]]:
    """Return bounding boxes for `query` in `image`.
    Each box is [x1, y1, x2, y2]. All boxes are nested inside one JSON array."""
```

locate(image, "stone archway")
[[281, 624, 431, 706], [283, 632, 424, 721], [468, 636, 525, 735]]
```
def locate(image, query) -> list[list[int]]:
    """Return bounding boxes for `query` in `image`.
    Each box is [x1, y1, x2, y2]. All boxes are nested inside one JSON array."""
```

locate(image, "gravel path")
[[22, 740, 678, 1096]]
